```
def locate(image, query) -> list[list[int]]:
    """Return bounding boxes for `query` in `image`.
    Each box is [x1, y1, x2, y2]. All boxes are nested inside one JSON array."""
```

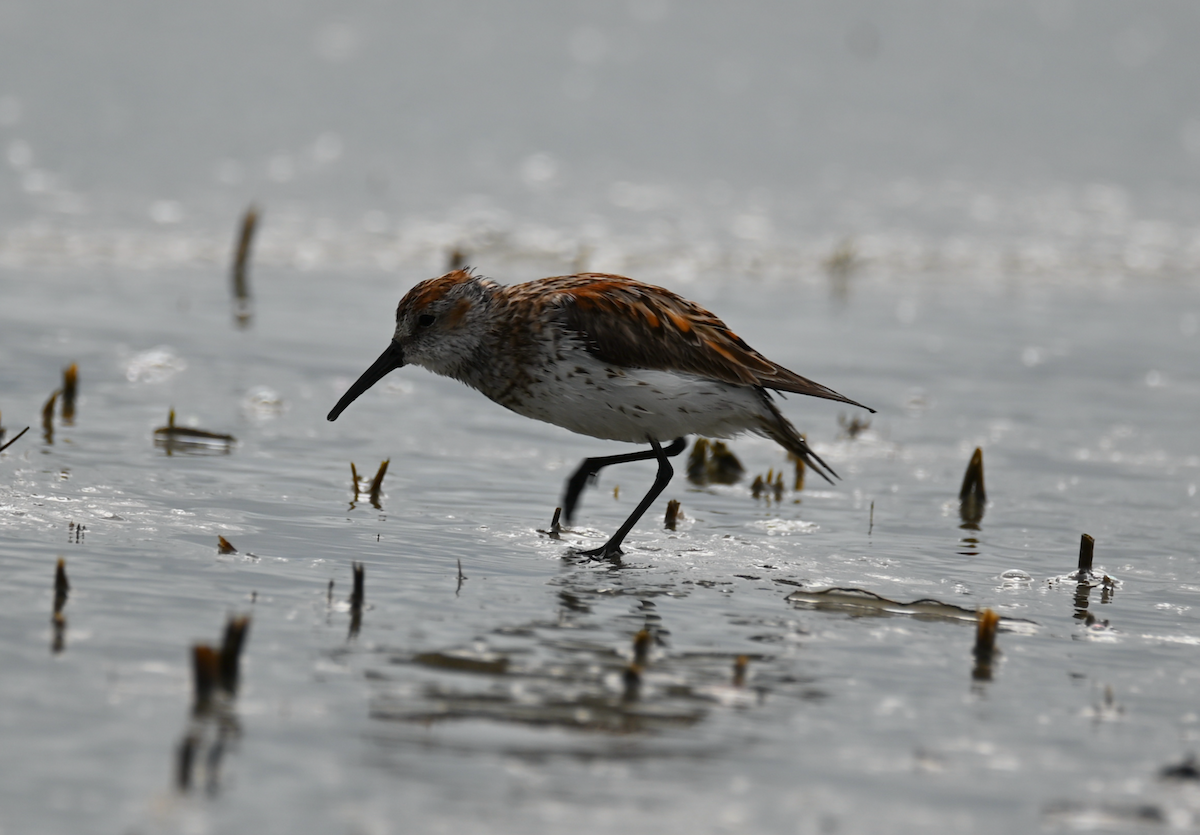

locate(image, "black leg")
[[575, 437, 684, 560], [562, 437, 687, 525]]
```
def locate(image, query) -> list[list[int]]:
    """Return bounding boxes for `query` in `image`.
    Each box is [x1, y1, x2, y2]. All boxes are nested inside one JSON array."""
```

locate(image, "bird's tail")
[[756, 400, 838, 485]]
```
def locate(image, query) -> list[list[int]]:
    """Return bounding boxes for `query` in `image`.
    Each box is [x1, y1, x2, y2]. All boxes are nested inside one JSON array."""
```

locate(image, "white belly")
[[507, 357, 771, 444]]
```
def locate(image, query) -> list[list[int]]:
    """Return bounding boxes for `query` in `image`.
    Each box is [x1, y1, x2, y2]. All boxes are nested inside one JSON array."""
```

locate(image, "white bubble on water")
[[125, 346, 186, 383], [243, 387, 285, 420]]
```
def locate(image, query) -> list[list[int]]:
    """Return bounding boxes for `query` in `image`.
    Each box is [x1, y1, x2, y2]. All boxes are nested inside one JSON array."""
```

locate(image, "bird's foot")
[[572, 541, 624, 562]]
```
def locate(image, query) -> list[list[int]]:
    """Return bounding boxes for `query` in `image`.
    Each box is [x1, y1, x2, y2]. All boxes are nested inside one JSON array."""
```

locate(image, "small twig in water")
[[0, 425, 30, 453]]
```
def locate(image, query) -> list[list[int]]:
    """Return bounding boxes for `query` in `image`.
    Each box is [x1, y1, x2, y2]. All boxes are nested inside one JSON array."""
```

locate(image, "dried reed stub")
[[750, 474, 764, 499], [217, 536, 237, 555], [218, 616, 251, 696], [175, 732, 200, 792], [178, 615, 251, 795], [632, 629, 652, 667], [52, 558, 70, 654], [751, 470, 785, 502], [788, 450, 807, 491], [838, 413, 871, 439], [707, 441, 744, 484], [351, 562, 365, 608], [972, 608, 1000, 681], [349, 459, 389, 508], [686, 437, 745, 485], [959, 447, 987, 526], [732, 655, 748, 688], [348, 561, 365, 638], [686, 438, 710, 483], [53, 557, 70, 614], [192, 645, 221, 712], [41, 390, 59, 444], [446, 247, 468, 272], [231, 205, 259, 326], [1078, 533, 1095, 573], [51, 611, 66, 655], [154, 409, 236, 454], [622, 664, 643, 702], [368, 459, 389, 509], [61, 363, 78, 424], [664, 499, 681, 530], [190, 614, 252, 709]]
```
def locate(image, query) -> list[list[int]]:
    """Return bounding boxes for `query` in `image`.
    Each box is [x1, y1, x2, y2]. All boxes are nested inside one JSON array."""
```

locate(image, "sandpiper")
[[328, 270, 873, 559]]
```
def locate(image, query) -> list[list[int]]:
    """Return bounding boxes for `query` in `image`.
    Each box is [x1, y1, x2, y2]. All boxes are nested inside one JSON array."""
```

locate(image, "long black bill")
[[327, 341, 405, 421]]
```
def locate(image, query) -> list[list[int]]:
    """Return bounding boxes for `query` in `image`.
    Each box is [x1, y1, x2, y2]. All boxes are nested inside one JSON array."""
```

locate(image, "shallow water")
[[3, 252, 1199, 834]]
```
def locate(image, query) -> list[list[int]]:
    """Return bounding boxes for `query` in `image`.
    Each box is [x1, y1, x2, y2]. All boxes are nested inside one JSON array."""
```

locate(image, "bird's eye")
[[417, 314, 435, 328]]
